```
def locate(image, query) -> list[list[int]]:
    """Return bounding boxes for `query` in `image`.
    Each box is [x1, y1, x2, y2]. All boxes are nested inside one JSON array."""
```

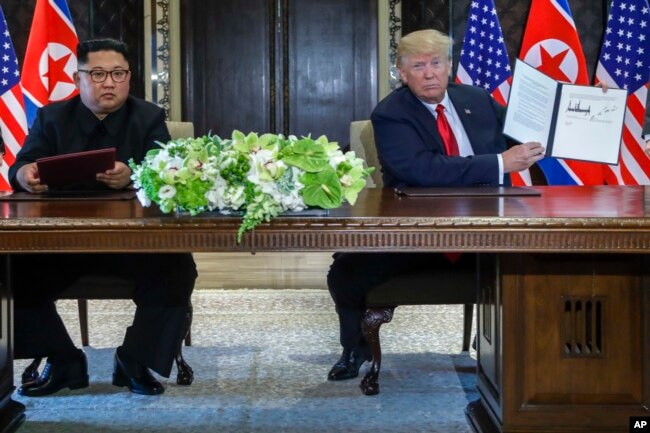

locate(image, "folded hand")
[[96, 161, 132, 189]]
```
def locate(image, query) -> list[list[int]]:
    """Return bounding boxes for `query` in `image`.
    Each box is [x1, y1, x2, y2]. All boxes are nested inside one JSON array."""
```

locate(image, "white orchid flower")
[[340, 174, 354, 187], [158, 185, 177, 200], [328, 150, 346, 169]]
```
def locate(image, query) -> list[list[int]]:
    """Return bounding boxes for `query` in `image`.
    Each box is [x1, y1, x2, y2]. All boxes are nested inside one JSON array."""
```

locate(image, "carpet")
[[13, 289, 477, 433]]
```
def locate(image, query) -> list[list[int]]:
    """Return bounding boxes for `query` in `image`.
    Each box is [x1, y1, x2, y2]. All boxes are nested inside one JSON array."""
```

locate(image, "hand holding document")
[[503, 59, 627, 165]]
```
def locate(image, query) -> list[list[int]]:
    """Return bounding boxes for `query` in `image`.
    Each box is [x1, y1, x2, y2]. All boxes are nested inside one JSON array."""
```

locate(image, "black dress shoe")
[[327, 346, 372, 381], [18, 350, 89, 397], [112, 351, 164, 395]]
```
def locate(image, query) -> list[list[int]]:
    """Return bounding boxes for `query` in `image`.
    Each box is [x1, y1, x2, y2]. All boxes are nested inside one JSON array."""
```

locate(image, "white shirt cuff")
[[497, 154, 504, 185]]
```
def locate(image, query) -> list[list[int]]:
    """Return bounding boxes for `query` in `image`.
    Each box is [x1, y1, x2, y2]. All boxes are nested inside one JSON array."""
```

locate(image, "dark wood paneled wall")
[[181, 0, 377, 145], [180, 0, 273, 138], [287, 0, 377, 142], [0, 0, 145, 98]]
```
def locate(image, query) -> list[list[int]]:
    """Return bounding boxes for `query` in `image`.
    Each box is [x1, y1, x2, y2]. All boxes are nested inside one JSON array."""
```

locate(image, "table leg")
[[467, 253, 650, 433]]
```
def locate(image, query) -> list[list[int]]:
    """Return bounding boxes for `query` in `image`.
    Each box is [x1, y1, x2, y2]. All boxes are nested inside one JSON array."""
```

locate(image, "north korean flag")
[[519, 0, 605, 185], [20, 0, 79, 127]]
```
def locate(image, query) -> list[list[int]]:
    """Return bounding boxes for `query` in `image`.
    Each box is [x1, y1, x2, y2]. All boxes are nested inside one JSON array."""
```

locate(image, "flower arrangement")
[[129, 130, 374, 241]]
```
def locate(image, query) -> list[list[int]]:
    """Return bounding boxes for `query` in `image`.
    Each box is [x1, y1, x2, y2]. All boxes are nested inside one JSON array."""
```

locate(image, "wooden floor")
[[193, 252, 334, 289]]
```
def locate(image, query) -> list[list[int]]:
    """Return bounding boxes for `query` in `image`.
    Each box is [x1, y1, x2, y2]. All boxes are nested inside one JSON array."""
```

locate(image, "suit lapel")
[[448, 84, 479, 152], [449, 84, 512, 186], [403, 88, 446, 153], [448, 84, 497, 156]]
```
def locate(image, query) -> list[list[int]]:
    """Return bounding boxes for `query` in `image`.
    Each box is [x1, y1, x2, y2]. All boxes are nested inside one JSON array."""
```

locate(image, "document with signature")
[[503, 59, 627, 165]]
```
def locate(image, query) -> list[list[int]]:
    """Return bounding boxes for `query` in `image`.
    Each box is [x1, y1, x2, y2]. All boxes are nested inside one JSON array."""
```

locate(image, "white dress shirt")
[[419, 93, 505, 184]]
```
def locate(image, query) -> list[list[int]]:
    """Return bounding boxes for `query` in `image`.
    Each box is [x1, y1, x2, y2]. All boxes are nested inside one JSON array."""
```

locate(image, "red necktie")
[[435, 104, 460, 156], [436, 104, 462, 264]]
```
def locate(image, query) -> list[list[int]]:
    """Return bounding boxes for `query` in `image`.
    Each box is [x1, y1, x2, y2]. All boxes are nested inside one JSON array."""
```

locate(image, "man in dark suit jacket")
[[327, 29, 544, 381], [375, 83, 513, 187], [9, 38, 196, 397]]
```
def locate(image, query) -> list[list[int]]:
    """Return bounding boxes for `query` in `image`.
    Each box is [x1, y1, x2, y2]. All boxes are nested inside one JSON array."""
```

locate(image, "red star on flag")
[[43, 53, 75, 85], [537, 46, 571, 82]]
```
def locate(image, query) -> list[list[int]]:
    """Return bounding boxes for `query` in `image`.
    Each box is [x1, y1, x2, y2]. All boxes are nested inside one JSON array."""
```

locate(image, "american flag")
[[455, 0, 531, 185], [0, 7, 27, 190], [595, 0, 650, 185], [456, 0, 512, 104]]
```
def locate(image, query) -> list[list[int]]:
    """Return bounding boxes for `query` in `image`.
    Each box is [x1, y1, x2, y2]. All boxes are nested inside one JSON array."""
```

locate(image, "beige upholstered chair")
[[165, 120, 195, 140], [349, 120, 381, 188], [21, 121, 197, 386], [349, 120, 477, 396]]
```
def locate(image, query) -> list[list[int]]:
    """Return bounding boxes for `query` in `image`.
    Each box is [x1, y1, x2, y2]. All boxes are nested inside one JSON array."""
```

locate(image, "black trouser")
[[327, 252, 471, 350], [12, 252, 197, 377]]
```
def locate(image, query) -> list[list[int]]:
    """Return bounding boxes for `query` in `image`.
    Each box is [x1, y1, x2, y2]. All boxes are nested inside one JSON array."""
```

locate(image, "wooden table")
[[0, 186, 648, 432]]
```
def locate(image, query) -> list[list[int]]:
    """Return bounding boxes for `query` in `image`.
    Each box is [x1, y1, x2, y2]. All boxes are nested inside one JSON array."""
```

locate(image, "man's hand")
[[502, 142, 545, 173], [96, 161, 132, 189], [16, 163, 48, 193]]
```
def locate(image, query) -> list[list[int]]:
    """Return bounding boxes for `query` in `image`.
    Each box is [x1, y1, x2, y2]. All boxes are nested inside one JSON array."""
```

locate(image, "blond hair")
[[396, 29, 452, 67]]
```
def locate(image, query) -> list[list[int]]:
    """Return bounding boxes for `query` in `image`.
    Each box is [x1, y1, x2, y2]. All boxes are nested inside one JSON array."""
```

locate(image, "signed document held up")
[[503, 59, 627, 165]]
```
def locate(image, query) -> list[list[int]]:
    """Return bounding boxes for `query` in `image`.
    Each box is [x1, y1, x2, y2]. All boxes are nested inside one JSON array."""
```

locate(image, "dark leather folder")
[[36, 148, 116, 187], [0, 190, 136, 201], [394, 186, 541, 197]]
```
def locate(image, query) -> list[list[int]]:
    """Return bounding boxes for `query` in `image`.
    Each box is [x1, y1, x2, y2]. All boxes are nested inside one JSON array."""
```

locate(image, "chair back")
[[349, 120, 382, 188], [166, 121, 195, 140]]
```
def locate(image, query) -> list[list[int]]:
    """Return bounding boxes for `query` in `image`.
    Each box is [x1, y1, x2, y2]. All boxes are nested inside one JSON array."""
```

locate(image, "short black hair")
[[77, 38, 130, 66]]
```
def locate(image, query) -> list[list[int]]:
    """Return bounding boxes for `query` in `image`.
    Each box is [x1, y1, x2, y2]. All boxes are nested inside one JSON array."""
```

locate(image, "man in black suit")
[[327, 29, 544, 381], [9, 38, 196, 396]]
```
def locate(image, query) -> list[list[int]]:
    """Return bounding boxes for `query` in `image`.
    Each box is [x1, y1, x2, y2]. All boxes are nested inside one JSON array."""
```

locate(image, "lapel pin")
[[464, 109, 471, 114]]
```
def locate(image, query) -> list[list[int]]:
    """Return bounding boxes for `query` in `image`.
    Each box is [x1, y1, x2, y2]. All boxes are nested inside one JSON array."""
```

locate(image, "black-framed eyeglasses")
[[78, 69, 130, 83]]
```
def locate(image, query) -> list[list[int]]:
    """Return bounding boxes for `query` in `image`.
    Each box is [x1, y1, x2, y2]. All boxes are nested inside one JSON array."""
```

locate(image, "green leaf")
[[258, 133, 278, 149], [300, 168, 342, 209], [236, 194, 282, 243], [232, 130, 246, 142], [282, 138, 329, 172]]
